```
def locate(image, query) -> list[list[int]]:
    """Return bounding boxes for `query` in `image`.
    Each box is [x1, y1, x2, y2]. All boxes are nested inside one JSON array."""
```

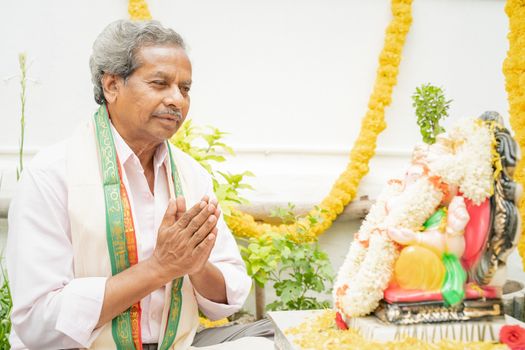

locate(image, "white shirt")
[[6, 123, 251, 349]]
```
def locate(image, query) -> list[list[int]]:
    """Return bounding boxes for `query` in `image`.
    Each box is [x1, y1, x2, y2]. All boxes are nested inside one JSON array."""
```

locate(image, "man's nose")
[[164, 86, 184, 107]]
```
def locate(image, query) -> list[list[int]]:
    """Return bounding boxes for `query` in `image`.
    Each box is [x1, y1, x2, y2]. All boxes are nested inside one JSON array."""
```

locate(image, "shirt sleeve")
[[7, 154, 107, 349], [194, 180, 252, 321]]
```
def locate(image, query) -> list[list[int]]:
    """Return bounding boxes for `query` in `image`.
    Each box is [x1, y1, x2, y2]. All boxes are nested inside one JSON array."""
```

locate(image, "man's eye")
[[181, 86, 191, 93], [151, 80, 167, 86]]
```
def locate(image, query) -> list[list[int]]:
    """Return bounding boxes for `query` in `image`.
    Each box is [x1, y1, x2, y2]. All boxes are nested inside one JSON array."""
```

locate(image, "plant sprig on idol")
[[412, 83, 452, 145], [170, 120, 254, 215], [240, 206, 334, 311]]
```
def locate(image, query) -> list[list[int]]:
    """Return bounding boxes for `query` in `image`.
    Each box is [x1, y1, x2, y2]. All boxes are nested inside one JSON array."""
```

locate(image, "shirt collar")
[[109, 122, 169, 170]]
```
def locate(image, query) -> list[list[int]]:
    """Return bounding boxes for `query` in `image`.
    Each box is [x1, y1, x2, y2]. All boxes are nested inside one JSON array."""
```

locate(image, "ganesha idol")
[[333, 112, 521, 325]]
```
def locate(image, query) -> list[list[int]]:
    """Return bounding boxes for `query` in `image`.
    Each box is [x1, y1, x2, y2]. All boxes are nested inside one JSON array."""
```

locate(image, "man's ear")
[[101, 74, 122, 104]]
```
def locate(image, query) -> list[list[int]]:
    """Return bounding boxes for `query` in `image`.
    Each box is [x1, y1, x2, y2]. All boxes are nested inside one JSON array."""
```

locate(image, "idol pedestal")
[[268, 310, 524, 350]]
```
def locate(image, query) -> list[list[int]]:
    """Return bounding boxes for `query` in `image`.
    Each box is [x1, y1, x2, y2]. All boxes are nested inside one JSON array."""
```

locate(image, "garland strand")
[[503, 0, 525, 270], [129, 0, 152, 20], [226, 0, 413, 241]]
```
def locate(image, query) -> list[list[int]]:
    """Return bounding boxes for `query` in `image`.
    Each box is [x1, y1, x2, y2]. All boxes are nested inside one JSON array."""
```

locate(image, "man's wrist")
[[145, 256, 176, 286], [189, 262, 210, 281]]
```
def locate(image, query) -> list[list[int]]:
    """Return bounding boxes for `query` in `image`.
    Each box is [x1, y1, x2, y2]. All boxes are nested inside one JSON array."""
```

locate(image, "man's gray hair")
[[89, 20, 186, 105]]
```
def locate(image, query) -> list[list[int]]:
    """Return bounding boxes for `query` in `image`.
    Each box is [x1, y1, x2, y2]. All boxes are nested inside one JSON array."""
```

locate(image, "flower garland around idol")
[[503, 0, 525, 270], [225, 0, 414, 242], [333, 119, 494, 318]]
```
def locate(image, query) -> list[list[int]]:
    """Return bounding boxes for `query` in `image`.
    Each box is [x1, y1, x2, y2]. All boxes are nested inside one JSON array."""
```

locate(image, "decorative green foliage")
[[0, 53, 28, 349], [412, 83, 452, 145], [0, 272, 11, 350], [240, 206, 334, 311], [170, 120, 254, 214], [172, 122, 334, 311], [240, 232, 282, 288], [171, 120, 234, 173], [213, 171, 255, 216]]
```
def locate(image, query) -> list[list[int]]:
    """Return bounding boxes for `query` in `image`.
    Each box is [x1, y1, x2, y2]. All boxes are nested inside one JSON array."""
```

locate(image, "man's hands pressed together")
[[97, 195, 227, 328], [152, 195, 220, 280]]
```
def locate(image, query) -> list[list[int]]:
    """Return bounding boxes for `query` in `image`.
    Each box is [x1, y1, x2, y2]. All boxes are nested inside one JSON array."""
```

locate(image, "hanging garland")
[[226, 0, 413, 241], [503, 0, 525, 269], [126, 0, 413, 241], [129, 0, 152, 20]]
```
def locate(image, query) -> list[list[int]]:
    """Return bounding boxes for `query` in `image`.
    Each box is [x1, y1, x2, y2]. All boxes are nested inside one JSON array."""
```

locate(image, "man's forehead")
[[135, 46, 192, 76]]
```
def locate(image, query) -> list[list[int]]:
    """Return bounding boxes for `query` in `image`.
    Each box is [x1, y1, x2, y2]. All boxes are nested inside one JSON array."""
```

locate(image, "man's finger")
[[175, 200, 208, 229], [175, 196, 186, 221], [182, 203, 216, 237], [159, 199, 177, 230], [193, 230, 217, 260], [188, 215, 217, 248]]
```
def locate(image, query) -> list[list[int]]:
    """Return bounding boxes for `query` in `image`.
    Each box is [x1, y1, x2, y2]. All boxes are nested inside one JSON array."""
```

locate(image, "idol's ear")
[[101, 73, 122, 104]]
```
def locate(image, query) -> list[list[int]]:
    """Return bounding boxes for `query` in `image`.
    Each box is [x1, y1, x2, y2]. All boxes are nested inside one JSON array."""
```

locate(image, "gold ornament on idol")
[[225, 0, 413, 241], [503, 0, 525, 269]]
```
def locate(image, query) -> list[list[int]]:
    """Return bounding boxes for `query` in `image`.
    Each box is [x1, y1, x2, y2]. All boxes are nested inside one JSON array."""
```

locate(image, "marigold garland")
[[286, 310, 507, 350], [503, 0, 525, 270], [198, 316, 229, 329], [225, 0, 413, 241], [128, 0, 152, 20]]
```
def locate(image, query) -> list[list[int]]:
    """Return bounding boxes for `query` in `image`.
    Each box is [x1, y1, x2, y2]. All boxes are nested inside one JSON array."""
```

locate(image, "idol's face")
[[106, 45, 192, 144]]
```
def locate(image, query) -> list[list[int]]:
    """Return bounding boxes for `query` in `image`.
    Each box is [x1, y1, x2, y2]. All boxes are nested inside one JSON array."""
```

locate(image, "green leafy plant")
[[412, 83, 452, 145], [0, 53, 29, 349], [240, 206, 334, 311], [16, 53, 28, 181], [213, 171, 254, 216], [170, 120, 254, 215], [0, 271, 11, 350]]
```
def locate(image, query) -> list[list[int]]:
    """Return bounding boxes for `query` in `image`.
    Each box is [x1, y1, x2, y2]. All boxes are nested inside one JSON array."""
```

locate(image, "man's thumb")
[[160, 199, 177, 229]]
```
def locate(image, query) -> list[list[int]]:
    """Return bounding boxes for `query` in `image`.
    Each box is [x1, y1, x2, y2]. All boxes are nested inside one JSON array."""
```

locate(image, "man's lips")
[[153, 114, 181, 122]]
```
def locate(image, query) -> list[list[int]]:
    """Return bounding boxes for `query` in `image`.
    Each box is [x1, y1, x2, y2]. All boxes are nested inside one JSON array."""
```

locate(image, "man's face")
[[109, 45, 192, 144]]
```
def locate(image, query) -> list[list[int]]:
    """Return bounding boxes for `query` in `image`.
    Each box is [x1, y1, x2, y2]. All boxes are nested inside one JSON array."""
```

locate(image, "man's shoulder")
[[27, 140, 68, 174]]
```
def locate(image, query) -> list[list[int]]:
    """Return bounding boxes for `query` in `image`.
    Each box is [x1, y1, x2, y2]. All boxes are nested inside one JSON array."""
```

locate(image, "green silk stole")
[[93, 104, 183, 350]]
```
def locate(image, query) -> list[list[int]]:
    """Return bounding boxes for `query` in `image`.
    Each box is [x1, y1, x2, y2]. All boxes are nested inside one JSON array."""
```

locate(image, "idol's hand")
[[152, 196, 219, 281]]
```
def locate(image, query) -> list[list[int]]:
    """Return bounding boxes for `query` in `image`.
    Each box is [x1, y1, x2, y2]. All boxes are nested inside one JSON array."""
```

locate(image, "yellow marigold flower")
[[198, 316, 229, 328], [128, 0, 152, 20], [504, 0, 525, 270], [223, 0, 413, 242]]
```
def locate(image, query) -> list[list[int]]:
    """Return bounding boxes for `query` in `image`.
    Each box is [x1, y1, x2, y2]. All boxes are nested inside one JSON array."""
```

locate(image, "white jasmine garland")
[[334, 118, 495, 320], [334, 178, 441, 318], [358, 181, 404, 241], [428, 118, 493, 205], [385, 177, 443, 230], [333, 181, 403, 303], [338, 233, 398, 318]]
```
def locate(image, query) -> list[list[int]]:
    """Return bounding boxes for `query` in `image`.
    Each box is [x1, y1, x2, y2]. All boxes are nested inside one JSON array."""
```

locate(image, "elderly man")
[[7, 20, 272, 349]]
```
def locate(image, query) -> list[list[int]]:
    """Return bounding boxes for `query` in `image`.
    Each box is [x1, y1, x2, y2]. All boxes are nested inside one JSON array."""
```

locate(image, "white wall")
[[0, 0, 510, 203], [2, 0, 523, 293]]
